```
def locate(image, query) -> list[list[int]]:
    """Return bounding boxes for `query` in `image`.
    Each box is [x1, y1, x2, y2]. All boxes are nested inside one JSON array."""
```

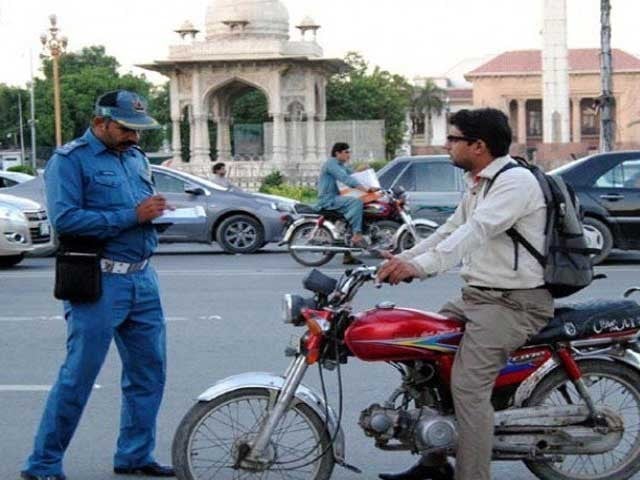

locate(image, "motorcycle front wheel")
[[523, 360, 640, 480], [288, 224, 336, 267], [172, 388, 335, 480], [396, 224, 436, 252]]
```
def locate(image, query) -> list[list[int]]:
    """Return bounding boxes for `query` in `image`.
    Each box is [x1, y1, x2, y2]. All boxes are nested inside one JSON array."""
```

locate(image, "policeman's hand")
[[376, 257, 420, 285], [136, 195, 171, 223]]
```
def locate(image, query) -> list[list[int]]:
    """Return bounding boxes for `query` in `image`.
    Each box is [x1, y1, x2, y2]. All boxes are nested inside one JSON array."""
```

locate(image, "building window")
[[526, 100, 542, 137], [412, 115, 425, 135]]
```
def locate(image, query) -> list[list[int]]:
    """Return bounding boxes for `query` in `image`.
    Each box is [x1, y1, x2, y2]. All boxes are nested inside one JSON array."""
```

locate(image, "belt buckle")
[[112, 262, 129, 274]]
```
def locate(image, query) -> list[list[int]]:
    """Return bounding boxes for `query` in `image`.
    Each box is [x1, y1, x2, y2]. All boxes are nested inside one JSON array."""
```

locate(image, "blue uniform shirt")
[[45, 128, 158, 263], [316, 157, 361, 208]]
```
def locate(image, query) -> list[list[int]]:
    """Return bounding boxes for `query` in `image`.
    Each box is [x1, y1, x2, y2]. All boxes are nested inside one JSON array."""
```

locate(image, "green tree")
[[35, 45, 166, 152], [411, 80, 445, 145], [0, 84, 29, 150], [326, 52, 412, 158]]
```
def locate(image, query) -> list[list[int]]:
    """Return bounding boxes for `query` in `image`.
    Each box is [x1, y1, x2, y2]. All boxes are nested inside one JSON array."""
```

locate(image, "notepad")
[[152, 206, 206, 224]]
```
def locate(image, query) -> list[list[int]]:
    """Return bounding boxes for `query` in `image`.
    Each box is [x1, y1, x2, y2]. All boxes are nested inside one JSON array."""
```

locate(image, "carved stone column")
[[517, 99, 527, 144], [305, 112, 317, 162], [216, 116, 232, 162], [169, 72, 183, 163], [190, 68, 210, 164], [316, 114, 327, 160], [571, 97, 581, 143], [272, 113, 287, 164]]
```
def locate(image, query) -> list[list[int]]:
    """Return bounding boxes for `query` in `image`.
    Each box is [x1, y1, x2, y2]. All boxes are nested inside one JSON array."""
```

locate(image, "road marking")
[[0, 384, 101, 392]]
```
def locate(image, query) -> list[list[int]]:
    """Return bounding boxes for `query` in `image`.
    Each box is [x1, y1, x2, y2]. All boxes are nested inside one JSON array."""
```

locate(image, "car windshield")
[[156, 168, 229, 192], [549, 155, 593, 176]]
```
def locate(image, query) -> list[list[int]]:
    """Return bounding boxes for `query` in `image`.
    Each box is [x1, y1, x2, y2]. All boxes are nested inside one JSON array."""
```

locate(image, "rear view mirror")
[[184, 183, 207, 196]]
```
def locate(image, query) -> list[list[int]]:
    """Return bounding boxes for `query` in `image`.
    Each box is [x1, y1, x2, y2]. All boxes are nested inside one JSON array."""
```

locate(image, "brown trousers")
[[428, 286, 554, 480]]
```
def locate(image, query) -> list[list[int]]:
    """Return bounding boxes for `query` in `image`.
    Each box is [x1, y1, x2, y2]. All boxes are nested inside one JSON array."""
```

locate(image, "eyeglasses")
[[446, 135, 478, 143]]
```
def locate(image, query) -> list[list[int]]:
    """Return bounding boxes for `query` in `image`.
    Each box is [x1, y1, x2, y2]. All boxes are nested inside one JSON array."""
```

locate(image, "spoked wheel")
[[288, 224, 336, 267], [396, 224, 436, 252], [368, 220, 400, 251], [523, 360, 640, 480], [172, 388, 335, 480]]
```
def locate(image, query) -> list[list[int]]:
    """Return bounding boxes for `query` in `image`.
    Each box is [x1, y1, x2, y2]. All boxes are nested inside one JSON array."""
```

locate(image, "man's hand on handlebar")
[[376, 255, 420, 285]]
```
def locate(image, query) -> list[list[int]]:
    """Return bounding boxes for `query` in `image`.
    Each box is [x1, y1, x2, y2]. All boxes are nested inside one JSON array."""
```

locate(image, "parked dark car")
[[377, 155, 464, 225], [4, 165, 295, 254], [551, 151, 640, 263]]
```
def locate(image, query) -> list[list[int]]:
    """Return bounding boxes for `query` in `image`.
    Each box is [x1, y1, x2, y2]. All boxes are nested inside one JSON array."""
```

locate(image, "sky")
[[0, 0, 638, 88]]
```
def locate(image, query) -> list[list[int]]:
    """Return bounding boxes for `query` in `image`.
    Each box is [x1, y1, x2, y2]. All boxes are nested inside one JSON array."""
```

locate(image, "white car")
[[0, 170, 34, 189], [0, 193, 53, 265]]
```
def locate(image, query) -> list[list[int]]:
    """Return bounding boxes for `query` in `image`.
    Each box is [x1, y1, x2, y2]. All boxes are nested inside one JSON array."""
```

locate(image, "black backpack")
[[485, 157, 597, 298]]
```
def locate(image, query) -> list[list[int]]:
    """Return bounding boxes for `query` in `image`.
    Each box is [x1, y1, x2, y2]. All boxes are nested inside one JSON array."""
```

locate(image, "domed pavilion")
[[140, 0, 348, 183]]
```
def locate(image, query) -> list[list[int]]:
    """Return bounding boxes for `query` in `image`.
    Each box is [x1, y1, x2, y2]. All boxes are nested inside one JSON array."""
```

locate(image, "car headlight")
[[0, 206, 26, 222], [282, 293, 316, 326], [270, 202, 294, 213]]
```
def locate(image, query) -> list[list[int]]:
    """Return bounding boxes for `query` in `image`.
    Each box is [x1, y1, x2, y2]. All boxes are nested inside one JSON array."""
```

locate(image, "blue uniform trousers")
[[320, 196, 364, 233], [24, 266, 166, 477]]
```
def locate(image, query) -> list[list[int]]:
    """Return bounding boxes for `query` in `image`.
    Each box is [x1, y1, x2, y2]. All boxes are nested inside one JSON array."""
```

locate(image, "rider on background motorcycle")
[[316, 142, 379, 262], [377, 108, 553, 480]]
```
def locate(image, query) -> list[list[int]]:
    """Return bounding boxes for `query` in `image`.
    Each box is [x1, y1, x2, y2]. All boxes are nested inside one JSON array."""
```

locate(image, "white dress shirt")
[[397, 155, 547, 289]]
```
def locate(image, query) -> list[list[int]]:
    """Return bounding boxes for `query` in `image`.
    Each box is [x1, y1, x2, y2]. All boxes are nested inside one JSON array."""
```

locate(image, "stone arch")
[[203, 76, 273, 114]]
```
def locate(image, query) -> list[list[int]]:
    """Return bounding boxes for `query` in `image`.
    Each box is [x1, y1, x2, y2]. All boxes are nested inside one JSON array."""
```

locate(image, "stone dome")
[[205, 0, 290, 40]]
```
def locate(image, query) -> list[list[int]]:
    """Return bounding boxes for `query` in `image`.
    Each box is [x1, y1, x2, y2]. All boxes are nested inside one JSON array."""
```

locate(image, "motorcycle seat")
[[294, 204, 345, 222], [526, 299, 640, 345]]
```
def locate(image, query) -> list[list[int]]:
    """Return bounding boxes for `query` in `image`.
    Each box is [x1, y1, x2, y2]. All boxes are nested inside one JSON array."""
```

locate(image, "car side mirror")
[[184, 183, 207, 196]]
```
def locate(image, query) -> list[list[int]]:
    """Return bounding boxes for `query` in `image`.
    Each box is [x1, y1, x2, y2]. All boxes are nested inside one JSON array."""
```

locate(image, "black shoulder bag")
[[54, 235, 105, 303]]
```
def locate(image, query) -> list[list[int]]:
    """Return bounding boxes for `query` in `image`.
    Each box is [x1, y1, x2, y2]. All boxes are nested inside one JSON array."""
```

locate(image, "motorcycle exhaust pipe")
[[289, 245, 363, 253]]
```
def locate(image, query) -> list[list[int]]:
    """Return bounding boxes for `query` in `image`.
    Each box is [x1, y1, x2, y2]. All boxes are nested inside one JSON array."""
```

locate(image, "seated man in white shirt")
[[211, 162, 232, 189], [377, 108, 553, 480]]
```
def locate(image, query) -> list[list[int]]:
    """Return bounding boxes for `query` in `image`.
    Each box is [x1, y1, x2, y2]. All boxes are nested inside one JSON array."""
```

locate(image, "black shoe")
[[114, 462, 175, 477], [20, 472, 66, 480], [379, 460, 454, 480]]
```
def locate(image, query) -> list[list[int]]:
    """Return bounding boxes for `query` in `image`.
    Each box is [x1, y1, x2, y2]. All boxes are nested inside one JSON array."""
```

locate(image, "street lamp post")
[[40, 14, 67, 147]]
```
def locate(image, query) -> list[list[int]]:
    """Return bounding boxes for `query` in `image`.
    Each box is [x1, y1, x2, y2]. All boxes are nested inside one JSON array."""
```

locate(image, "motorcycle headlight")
[[0, 206, 26, 222], [282, 293, 316, 326]]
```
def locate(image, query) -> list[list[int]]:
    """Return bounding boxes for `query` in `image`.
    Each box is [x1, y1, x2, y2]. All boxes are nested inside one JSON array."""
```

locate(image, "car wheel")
[[216, 214, 264, 254], [583, 217, 613, 265], [0, 253, 25, 268]]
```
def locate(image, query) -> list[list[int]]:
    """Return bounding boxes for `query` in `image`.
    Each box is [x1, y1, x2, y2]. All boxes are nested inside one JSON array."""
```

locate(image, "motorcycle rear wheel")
[[288, 224, 336, 267], [396, 224, 436, 252], [172, 388, 335, 480], [523, 360, 640, 480]]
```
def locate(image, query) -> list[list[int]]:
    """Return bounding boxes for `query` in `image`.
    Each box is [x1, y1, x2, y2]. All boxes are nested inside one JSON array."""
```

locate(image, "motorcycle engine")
[[359, 403, 457, 452]]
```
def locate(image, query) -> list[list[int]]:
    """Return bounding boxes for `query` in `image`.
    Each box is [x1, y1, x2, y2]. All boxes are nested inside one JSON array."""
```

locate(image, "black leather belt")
[[469, 285, 546, 292]]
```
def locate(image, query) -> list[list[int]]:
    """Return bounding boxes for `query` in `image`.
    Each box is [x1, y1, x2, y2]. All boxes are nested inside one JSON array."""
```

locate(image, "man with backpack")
[[377, 108, 558, 480]]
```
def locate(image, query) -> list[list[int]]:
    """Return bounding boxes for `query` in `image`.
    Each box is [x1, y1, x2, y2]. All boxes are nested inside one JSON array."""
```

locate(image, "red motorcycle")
[[282, 187, 438, 267], [172, 266, 640, 480]]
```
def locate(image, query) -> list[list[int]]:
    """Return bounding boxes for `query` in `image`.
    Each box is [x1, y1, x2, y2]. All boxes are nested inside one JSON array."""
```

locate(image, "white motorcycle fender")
[[197, 372, 346, 465], [281, 217, 340, 244], [392, 218, 439, 246], [513, 349, 640, 407]]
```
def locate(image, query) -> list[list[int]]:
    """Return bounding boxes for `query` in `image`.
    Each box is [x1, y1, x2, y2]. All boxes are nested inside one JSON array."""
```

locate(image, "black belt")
[[469, 285, 546, 292]]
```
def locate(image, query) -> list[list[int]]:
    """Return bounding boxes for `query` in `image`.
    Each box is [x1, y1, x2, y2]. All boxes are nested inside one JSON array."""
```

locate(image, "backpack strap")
[[505, 228, 546, 267], [483, 162, 522, 197]]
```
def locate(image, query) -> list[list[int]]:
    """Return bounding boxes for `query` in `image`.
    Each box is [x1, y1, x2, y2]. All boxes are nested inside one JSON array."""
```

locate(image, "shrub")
[[262, 184, 317, 204], [259, 170, 284, 191], [7, 165, 36, 175], [368, 159, 389, 172]]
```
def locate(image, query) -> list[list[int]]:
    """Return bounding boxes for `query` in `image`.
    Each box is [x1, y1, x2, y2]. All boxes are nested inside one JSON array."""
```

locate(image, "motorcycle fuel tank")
[[345, 306, 464, 362]]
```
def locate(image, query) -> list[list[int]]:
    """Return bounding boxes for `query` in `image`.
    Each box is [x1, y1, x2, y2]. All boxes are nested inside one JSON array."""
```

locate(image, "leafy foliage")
[[327, 52, 412, 159], [7, 165, 35, 175], [410, 80, 445, 144], [261, 184, 317, 203], [259, 170, 285, 190]]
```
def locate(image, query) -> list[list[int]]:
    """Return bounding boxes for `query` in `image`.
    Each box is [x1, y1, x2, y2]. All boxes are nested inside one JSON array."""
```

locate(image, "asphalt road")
[[1, 245, 640, 480]]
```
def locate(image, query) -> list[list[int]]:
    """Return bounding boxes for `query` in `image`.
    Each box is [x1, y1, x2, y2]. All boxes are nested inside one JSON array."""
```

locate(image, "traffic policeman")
[[22, 90, 175, 479]]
